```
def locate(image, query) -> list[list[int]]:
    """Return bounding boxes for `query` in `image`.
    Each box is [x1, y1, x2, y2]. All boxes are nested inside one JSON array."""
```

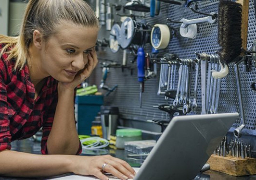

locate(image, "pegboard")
[[88, 0, 256, 136]]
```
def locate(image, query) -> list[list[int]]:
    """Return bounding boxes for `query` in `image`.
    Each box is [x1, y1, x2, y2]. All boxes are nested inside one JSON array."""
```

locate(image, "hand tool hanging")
[[100, 62, 118, 96], [227, 0, 248, 138], [137, 47, 146, 108], [99, 0, 105, 26], [124, 0, 150, 12], [106, 3, 113, 31], [179, 11, 217, 39], [211, 0, 243, 79], [233, 57, 246, 138], [157, 0, 205, 7], [150, 0, 161, 17], [157, 0, 185, 5]]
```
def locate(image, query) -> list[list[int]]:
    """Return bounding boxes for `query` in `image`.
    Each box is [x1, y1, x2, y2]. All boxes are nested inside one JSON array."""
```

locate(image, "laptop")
[[50, 113, 239, 180], [134, 112, 239, 180]]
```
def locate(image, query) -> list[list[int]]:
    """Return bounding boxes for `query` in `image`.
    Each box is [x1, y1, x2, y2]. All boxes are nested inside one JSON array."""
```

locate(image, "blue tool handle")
[[150, 0, 155, 17], [151, 47, 159, 54], [102, 67, 108, 82], [137, 47, 145, 83]]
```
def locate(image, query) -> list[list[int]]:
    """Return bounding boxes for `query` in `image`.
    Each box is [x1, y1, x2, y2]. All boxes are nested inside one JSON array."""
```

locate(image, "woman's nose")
[[72, 54, 88, 70]]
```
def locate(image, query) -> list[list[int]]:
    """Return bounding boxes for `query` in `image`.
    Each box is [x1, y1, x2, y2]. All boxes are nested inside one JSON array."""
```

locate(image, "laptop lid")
[[134, 113, 239, 180]]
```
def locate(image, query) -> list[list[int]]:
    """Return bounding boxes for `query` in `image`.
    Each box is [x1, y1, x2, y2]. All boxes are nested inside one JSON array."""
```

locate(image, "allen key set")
[[214, 136, 252, 159]]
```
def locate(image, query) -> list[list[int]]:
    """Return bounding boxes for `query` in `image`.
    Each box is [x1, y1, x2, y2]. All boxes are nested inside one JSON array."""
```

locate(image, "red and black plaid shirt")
[[0, 43, 81, 154]]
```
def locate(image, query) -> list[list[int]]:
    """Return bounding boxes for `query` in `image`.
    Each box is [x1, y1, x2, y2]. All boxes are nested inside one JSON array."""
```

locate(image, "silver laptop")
[[134, 113, 239, 180]]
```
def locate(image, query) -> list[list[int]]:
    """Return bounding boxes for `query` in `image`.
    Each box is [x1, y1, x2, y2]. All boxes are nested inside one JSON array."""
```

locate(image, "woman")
[[0, 0, 135, 180]]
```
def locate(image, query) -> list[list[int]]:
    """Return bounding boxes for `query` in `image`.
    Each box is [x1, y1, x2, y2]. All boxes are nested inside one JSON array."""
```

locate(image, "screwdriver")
[[137, 47, 146, 108]]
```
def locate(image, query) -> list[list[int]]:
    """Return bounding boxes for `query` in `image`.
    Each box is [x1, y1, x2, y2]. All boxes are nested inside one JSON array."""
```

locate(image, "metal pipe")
[[233, 61, 246, 138]]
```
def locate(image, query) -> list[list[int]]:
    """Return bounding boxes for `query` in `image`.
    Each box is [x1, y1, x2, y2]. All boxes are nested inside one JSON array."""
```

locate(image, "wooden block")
[[207, 154, 256, 176]]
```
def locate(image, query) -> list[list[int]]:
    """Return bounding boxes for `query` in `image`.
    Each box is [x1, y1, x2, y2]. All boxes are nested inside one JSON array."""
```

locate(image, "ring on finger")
[[102, 163, 108, 172]]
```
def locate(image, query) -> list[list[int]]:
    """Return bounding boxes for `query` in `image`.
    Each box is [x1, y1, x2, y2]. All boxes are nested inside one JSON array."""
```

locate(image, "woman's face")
[[38, 21, 99, 83]]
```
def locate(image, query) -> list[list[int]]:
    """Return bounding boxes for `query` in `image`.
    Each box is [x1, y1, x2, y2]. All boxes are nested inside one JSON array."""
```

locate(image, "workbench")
[[1, 139, 256, 180]]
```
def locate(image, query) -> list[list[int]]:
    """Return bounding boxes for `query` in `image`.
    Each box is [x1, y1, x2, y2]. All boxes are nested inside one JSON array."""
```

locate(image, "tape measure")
[[151, 24, 171, 50], [109, 24, 121, 53]]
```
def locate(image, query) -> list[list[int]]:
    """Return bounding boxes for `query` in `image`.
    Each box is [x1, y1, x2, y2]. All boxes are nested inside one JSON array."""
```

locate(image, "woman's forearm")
[[47, 88, 80, 154], [0, 150, 73, 177], [0, 150, 136, 180]]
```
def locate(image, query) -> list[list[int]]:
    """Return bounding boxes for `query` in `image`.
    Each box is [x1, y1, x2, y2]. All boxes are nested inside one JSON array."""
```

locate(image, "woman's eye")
[[84, 50, 92, 54], [66, 49, 76, 54]]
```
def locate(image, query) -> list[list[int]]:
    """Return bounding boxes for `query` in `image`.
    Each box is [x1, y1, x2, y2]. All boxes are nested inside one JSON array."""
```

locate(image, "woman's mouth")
[[65, 70, 77, 76]]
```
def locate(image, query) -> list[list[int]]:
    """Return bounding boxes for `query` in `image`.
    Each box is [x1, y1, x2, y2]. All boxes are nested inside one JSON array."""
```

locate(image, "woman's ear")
[[32, 30, 43, 49]]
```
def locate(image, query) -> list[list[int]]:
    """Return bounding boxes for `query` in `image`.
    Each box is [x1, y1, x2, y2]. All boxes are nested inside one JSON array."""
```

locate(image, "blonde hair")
[[0, 0, 99, 71]]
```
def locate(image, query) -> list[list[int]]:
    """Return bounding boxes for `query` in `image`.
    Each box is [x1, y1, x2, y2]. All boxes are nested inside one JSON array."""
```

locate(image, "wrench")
[[198, 53, 209, 114], [179, 61, 186, 104], [214, 55, 221, 113], [183, 61, 189, 104], [191, 60, 199, 112], [206, 56, 212, 112], [157, 64, 169, 95], [210, 55, 218, 114], [172, 63, 177, 90], [183, 60, 192, 114], [165, 64, 172, 100], [234, 59, 246, 138], [173, 64, 183, 106]]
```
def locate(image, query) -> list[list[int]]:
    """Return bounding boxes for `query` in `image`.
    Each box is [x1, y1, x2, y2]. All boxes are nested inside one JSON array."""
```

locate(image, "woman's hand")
[[59, 48, 98, 90], [70, 155, 136, 180], [76, 48, 98, 85]]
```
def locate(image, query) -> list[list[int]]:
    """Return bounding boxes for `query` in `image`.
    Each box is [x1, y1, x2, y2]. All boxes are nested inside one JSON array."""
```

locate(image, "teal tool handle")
[[150, 0, 155, 17]]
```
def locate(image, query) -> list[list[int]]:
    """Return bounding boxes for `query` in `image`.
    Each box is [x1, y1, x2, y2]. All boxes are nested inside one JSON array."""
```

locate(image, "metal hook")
[[166, 18, 182, 24], [190, 7, 217, 19]]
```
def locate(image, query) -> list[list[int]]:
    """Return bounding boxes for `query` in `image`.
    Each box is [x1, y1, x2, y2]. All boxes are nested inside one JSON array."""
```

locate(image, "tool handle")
[[146, 54, 150, 70], [155, 0, 161, 15], [137, 47, 146, 83], [150, 0, 155, 17], [102, 67, 108, 82]]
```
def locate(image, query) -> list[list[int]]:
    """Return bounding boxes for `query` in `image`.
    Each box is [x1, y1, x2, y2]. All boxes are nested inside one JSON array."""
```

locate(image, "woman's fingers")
[[100, 163, 129, 180], [103, 161, 135, 180], [79, 50, 97, 80], [93, 155, 135, 180], [111, 157, 136, 176], [90, 48, 98, 69], [93, 170, 109, 180], [72, 155, 135, 180]]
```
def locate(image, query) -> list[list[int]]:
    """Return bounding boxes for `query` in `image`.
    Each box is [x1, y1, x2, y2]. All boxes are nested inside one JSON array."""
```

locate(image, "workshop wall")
[[87, 0, 256, 138]]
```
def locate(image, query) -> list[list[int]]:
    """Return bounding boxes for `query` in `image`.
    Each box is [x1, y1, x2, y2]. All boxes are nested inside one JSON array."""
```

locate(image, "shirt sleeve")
[[0, 55, 11, 152], [41, 89, 82, 155]]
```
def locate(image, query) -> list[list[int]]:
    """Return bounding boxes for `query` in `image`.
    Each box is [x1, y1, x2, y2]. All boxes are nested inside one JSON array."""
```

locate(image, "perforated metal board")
[[90, 0, 256, 136]]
